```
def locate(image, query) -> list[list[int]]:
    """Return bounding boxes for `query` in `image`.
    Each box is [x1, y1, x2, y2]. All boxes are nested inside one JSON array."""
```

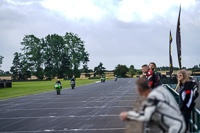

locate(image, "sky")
[[0, 0, 200, 71]]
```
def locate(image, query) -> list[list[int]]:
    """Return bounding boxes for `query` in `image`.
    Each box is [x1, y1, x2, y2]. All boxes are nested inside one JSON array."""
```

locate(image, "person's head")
[[149, 62, 156, 71], [57, 79, 60, 81], [135, 78, 151, 97], [141, 64, 149, 73], [177, 70, 189, 84]]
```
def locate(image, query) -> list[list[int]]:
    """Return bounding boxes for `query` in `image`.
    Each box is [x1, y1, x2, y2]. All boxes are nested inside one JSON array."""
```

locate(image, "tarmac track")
[[0, 78, 138, 133]]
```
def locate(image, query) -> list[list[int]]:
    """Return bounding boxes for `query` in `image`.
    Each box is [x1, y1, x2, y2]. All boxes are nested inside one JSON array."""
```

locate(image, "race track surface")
[[0, 78, 138, 133]]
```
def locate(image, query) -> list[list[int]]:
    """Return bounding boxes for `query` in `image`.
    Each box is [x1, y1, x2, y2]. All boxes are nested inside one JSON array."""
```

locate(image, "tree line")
[[0, 32, 200, 80], [9, 32, 89, 80]]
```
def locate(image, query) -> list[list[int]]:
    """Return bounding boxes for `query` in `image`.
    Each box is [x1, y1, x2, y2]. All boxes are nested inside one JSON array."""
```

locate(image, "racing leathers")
[[127, 85, 186, 133], [56, 81, 62, 88], [56, 81, 61, 85], [179, 81, 196, 130], [70, 78, 75, 86]]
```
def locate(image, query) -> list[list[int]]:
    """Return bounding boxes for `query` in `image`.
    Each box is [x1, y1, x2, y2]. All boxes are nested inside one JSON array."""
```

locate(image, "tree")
[[0, 55, 4, 74], [0, 55, 3, 68], [43, 34, 66, 78], [136, 70, 142, 75], [43, 33, 89, 78], [128, 65, 136, 77], [94, 62, 106, 77], [63, 32, 89, 77], [191, 64, 200, 73], [82, 56, 90, 77], [21, 35, 44, 80], [114, 64, 129, 77], [10, 52, 31, 80], [11, 32, 89, 79]]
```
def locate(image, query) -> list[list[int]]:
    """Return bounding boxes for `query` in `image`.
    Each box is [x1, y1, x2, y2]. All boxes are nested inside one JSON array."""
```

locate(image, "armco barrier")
[[163, 84, 200, 133]]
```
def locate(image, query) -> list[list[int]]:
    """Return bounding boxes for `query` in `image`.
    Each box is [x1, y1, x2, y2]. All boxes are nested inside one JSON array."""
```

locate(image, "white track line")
[[0, 128, 125, 132], [0, 106, 133, 111], [0, 114, 119, 120], [0, 100, 135, 106]]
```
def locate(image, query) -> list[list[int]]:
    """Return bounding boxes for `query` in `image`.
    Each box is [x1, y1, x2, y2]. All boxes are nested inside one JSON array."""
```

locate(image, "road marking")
[[0, 100, 135, 106], [0, 128, 125, 132], [0, 114, 120, 120], [0, 106, 133, 112]]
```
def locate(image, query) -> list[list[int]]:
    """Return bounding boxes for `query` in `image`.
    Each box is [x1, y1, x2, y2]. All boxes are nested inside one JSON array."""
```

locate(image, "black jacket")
[[179, 81, 195, 111], [56, 81, 61, 84]]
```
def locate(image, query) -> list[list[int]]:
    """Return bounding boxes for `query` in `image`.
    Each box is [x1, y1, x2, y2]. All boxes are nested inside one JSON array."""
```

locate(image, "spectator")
[[141, 64, 160, 89], [177, 70, 196, 130], [119, 78, 186, 133], [149, 62, 162, 81]]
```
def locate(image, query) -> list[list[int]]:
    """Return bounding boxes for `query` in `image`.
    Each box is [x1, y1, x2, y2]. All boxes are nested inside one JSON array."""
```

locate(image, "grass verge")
[[0, 79, 100, 100]]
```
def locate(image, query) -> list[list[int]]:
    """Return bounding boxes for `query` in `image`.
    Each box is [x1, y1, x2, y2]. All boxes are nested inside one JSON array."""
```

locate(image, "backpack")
[[153, 71, 161, 84], [152, 71, 161, 88]]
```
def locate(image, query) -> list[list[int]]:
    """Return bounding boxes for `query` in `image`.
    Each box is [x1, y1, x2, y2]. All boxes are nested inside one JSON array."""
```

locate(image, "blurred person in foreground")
[[177, 70, 198, 130], [119, 78, 186, 133]]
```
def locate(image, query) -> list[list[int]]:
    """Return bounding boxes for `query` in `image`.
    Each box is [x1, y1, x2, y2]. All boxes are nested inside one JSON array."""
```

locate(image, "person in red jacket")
[[141, 64, 160, 89]]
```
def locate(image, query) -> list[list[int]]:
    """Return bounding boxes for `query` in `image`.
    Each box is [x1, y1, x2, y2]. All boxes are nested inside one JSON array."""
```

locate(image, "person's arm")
[[127, 98, 157, 122]]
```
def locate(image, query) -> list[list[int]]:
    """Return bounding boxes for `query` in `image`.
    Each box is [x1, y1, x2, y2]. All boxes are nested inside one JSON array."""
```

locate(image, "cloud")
[[41, 0, 104, 20], [0, 0, 200, 71]]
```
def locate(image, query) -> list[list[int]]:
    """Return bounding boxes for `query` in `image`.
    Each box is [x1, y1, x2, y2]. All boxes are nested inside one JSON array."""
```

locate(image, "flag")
[[169, 30, 173, 79], [176, 6, 181, 69]]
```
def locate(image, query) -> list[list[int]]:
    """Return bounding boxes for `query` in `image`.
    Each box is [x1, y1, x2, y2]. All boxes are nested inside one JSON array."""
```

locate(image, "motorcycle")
[[101, 77, 105, 83], [54, 83, 62, 95], [71, 81, 75, 89]]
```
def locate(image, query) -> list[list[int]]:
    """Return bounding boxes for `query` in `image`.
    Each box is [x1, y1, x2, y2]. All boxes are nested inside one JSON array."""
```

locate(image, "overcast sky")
[[0, 0, 200, 71]]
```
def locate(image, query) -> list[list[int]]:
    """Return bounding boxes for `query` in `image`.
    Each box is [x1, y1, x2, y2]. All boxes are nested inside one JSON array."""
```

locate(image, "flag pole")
[[169, 30, 173, 87]]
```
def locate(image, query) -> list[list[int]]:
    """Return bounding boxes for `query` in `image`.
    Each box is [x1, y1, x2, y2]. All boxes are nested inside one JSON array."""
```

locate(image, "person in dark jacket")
[[149, 62, 162, 81], [177, 70, 195, 130]]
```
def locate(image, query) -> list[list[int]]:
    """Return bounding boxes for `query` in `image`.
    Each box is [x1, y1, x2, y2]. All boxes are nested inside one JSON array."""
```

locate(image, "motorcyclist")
[[56, 79, 62, 89], [119, 78, 186, 133], [115, 75, 117, 81], [101, 75, 105, 83], [141, 64, 161, 89], [70, 77, 75, 86]]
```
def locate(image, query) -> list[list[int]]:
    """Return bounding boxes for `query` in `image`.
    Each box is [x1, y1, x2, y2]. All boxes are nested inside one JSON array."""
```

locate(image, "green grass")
[[0, 79, 100, 100]]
